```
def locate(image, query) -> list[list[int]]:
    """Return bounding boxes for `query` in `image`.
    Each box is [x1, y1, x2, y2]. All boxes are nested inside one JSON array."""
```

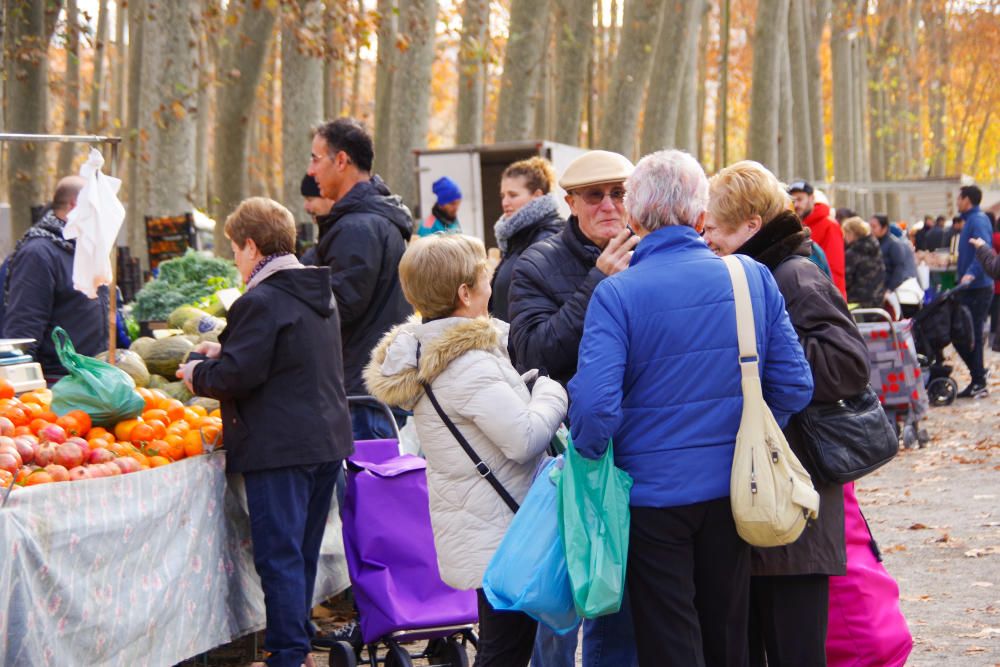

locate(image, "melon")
[[96, 349, 151, 388], [142, 336, 195, 377]]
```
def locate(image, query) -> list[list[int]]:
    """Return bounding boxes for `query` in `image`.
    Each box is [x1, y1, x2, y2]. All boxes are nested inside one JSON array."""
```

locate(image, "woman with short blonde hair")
[[842, 216, 887, 308], [365, 233, 567, 667]]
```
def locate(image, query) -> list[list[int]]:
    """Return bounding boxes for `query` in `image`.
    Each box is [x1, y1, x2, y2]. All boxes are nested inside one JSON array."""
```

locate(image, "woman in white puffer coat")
[[364, 233, 567, 667]]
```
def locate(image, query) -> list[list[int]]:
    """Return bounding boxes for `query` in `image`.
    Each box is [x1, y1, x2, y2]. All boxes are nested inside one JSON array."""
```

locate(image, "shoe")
[[957, 382, 988, 398], [311, 620, 362, 650]]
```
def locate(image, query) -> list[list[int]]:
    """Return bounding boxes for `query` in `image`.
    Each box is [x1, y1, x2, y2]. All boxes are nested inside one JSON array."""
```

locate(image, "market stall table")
[[0, 452, 349, 667]]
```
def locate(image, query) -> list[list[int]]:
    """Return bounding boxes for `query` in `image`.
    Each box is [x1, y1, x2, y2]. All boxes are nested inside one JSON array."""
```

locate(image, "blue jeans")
[[244, 461, 340, 667], [349, 403, 407, 441], [531, 593, 638, 667]]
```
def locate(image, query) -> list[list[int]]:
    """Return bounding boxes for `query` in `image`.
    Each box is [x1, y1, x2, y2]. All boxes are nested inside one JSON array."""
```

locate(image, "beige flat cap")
[[558, 150, 635, 190]]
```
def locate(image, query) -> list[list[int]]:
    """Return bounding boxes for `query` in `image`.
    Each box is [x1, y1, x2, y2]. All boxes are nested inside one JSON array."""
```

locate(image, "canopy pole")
[[107, 141, 120, 365]]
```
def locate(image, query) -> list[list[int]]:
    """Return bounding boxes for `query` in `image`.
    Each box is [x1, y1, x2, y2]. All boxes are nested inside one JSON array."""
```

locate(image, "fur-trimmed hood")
[[735, 210, 811, 270], [364, 315, 510, 409]]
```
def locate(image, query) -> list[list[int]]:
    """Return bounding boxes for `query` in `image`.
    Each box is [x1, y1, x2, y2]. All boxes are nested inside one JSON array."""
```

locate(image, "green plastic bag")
[[50, 327, 145, 427], [558, 438, 634, 618]]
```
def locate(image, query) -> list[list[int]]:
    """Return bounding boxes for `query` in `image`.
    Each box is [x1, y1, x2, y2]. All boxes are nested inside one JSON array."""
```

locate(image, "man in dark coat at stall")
[[3, 176, 109, 382], [305, 117, 414, 438]]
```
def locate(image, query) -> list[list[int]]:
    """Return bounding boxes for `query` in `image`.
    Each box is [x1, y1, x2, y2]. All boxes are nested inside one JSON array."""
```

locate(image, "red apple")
[[44, 464, 70, 482], [33, 441, 58, 467], [112, 457, 141, 474], [39, 424, 67, 445], [68, 466, 91, 481], [12, 436, 35, 464], [54, 442, 85, 469], [88, 447, 115, 464], [0, 450, 21, 475], [0, 416, 14, 436]]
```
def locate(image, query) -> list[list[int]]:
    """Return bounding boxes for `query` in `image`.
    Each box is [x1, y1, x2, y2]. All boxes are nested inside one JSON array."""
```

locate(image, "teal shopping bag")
[[50, 327, 145, 426], [558, 439, 633, 618]]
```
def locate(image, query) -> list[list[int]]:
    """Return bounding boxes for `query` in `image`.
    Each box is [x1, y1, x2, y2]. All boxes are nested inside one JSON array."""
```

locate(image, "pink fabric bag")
[[827, 483, 913, 667]]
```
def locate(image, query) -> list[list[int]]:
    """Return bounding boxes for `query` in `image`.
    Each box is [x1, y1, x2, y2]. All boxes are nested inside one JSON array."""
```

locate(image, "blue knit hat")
[[432, 177, 462, 205]]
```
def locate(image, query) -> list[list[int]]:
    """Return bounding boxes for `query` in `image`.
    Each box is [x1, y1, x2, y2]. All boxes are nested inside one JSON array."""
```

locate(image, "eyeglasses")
[[574, 187, 626, 205], [309, 153, 333, 165]]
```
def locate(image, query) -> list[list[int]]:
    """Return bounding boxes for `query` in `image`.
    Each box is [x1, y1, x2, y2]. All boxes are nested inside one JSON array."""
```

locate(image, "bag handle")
[[721, 256, 760, 380], [51, 326, 83, 372], [416, 343, 520, 514]]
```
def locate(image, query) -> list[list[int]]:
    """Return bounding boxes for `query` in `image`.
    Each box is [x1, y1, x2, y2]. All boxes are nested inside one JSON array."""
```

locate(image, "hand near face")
[[596, 227, 640, 276]]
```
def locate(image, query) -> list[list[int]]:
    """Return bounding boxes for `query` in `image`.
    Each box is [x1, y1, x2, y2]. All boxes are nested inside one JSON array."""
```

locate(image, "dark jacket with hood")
[[507, 216, 605, 386], [736, 211, 871, 577], [490, 195, 563, 323], [2, 210, 109, 380], [192, 266, 353, 473], [878, 233, 919, 291], [301, 176, 414, 394], [845, 234, 887, 308]]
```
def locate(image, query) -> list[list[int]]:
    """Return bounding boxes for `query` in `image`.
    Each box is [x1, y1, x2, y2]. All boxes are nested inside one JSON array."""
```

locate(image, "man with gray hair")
[[568, 150, 813, 667], [3, 176, 110, 381]]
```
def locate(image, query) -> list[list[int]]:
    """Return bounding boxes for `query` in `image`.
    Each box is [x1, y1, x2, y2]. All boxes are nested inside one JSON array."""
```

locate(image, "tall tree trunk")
[[112, 0, 126, 128], [349, 0, 364, 118], [125, 0, 145, 255], [601, 0, 665, 158], [532, 13, 553, 140], [89, 0, 109, 131], [495, 0, 551, 141], [194, 26, 213, 210], [373, 0, 397, 172], [695, 2, 710, 164], [788, 0, 814, 180], [281, 0, 325, 224], [58, 0, 82, 176], [212, 0, 278, 256], [905, 0, 922, 175], [385, 0, 437, 211], [715, 0, 731, 170], [778, 35, 795, 180], [922, 1, 948, 177], [747, 0, 790, 172], [553, 0, 595, 146], [455, 0, 488, 145], [675, 30, 700, 155], [831, 0, 858, 209], [4, 0, 61, 238], [853, 26, 871, 213], [806, 0, 829, 181], [641, 0, 703, 156]]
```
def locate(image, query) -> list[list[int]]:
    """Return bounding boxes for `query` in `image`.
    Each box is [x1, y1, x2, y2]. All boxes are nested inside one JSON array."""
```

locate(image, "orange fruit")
[[128, 451, 150, 467], [23, 403, 44, 419], [199, 424, 222, 446], [148, 455, 171, 468], [188, 404, 208, 418], [24, 470, 53, 486], [89, 426, 111, 441], [38, 410, 58, 423], [166, 421, 190, 436], [136, 388, 157, 412], [56, 415, 83, 437], [0, 379, 14, 400], [143, 408, 169, 424], [183, 430, 205, 457], [13, 426, 31, 437], [66, 410, 91, 436], [114, 419, 141, 443], [209, 408, 221, 419], [129, 423, 156, 445], [19, 392, 43, 406], [161, 434, 186, 460], [4, 406, 28, 427], [29, 418, 50, 435]]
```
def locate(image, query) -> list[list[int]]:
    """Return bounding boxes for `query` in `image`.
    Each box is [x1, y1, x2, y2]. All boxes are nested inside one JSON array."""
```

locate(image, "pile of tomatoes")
[[0, 379, 223, 490]]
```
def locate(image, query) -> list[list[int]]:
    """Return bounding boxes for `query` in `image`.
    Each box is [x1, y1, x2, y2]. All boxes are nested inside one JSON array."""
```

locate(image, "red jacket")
[[802, 202, 846, 298]]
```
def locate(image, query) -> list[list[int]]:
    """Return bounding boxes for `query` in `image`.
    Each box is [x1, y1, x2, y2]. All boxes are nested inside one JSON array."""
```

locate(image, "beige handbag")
[[722, 255, 820, 548]]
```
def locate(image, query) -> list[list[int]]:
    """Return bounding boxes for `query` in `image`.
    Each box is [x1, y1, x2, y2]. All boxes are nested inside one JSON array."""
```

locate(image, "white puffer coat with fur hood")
[[364, 315, 567, 590]]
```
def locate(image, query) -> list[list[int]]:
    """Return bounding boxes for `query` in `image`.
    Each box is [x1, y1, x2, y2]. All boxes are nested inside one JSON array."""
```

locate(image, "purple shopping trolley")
[[331, 396, 478, 667]]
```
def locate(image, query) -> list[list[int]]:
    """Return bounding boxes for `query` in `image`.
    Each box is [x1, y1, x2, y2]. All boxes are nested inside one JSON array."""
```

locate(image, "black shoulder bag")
[[416, 343, 520, 513], [795, 385, 899, 484]]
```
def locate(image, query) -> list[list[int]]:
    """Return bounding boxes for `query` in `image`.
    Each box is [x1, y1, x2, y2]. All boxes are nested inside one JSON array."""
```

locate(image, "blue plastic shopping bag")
[[559, 439, 633, 618], [483, 458, 580, 634]]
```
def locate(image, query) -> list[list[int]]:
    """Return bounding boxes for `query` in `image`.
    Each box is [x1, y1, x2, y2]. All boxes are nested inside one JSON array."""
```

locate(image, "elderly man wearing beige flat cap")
[[506, 149, 640, 667]]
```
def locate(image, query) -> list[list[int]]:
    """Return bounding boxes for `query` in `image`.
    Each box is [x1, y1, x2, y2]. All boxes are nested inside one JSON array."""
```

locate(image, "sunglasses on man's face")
[[574, 187, 626, 206]]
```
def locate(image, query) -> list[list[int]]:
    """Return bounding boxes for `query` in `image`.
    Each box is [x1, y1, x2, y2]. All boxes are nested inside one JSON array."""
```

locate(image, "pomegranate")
[[68, 467, 91, 481], [88, 447, 115, 464], [0, 450, 20, 475], [0, 416, 14, 436], [66, 436, 90, 451], [54, 442, 85, 469], [34, 441, 58, 467], [13, 436, 35, 464], [44, 464, 70, 482], [104, 462, 122, 476], [39, 424, 67, 445], [112, 457, 141, 475]]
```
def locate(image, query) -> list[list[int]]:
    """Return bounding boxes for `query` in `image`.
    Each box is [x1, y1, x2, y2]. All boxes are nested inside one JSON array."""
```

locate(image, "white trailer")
[[414, 141, 588, 249]]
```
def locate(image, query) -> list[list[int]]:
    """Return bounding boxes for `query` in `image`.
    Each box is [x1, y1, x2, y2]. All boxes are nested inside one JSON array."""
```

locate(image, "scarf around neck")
[[246, 253, 304, 290], [493, 195, 560, 253]]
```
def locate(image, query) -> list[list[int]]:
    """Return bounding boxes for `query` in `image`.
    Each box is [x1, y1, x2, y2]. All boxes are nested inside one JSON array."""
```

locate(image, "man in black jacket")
[[306, 118, 413, 439], [3, 176, 109, 382]]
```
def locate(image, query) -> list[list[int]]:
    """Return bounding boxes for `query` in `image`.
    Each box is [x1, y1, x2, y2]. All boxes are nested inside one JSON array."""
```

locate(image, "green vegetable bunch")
[[132, 250, 240, 321]]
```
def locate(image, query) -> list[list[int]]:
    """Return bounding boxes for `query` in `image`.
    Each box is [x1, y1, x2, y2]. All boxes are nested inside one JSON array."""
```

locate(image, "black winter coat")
[[3, 225, 109, 380], [974, 242, 1000, 280], [736, 211, 871, 577], [507, 217, 605, 386], [301, 176, 414, 394], [490, 208, 563, 323], [192, 267, 353, 473], [845, 235, 887, 308]]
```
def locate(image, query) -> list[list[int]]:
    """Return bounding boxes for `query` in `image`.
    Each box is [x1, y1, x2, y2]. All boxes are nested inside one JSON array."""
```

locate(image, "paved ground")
[[212, 350, 1000, 667]]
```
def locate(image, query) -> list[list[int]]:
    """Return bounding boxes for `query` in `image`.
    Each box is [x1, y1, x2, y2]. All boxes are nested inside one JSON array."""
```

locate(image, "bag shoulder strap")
[[416, 343, 520, 514], [722, 255, 761, 381]]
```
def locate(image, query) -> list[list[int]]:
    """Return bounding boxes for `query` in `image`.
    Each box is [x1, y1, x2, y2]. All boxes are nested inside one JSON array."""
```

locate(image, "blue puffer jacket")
[[957, 206, 995, 290], [568, 225, 814, 508]]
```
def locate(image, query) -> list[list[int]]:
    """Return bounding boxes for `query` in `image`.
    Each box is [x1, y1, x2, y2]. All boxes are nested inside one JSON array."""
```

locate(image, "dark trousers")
[[474, 588, 537, 667], [748, 574, 829, 667], [349, 403, 407, 441], [628, 498, 750, 667], [954, 287, 992, 385], [244, 461, 341, 667]]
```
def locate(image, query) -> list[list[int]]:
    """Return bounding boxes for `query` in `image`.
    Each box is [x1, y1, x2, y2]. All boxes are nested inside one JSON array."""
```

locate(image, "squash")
[[148, 374, 170, 389], [95, 349, 151, 388], [182, 313, 226, 337], [129, 336, 157, 359], [162, 381, 194, 404], [142, 336, 195, 377], [167, 305, 208, 329], [187, 396, 220, 412]]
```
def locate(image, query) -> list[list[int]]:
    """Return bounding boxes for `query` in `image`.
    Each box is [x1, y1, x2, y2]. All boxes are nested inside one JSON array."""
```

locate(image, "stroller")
[[910, 286, 973, 406], [851, 309, 931, 448], [326, 397, 478, 667]]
